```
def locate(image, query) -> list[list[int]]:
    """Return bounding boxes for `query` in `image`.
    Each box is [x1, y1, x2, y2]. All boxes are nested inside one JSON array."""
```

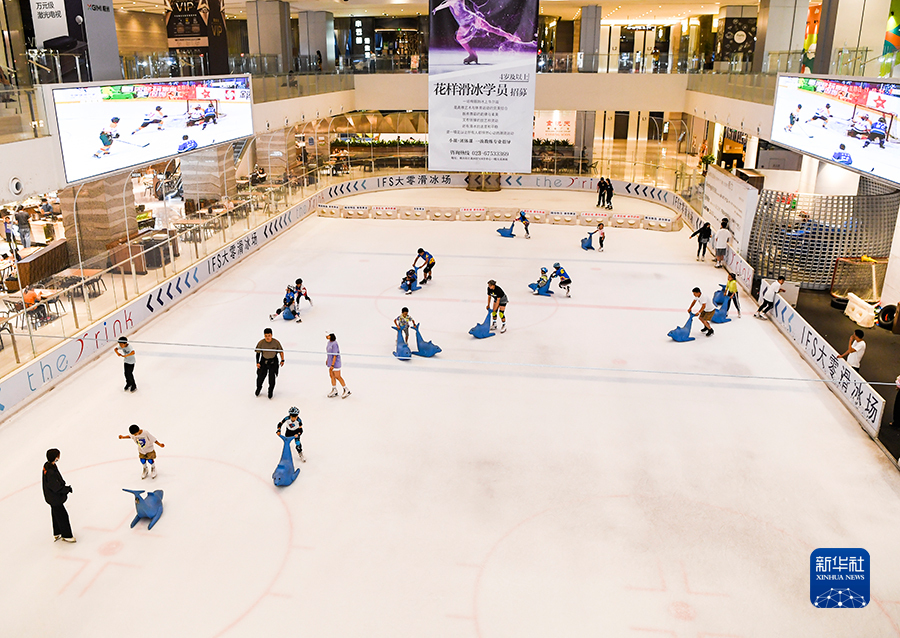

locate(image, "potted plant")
[[700, 154, 716, 175]]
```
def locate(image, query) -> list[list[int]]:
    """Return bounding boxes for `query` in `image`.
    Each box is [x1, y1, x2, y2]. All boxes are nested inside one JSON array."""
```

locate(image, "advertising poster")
[[428, 0, 538, 173], [702, 165, 759, 256], [52, 76, 253, 183], [164, 0, 229, 73], [771, 74, 900, 187], [29, 0, 68, 48]]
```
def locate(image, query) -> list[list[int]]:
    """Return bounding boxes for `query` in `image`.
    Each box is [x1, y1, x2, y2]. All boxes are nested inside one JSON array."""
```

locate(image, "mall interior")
[[1, 0, 900, 449]]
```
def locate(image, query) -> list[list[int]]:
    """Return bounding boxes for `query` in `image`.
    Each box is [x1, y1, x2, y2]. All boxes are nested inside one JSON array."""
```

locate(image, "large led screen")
[[771, 74, 900, 186], [52, 77, 253, 184]]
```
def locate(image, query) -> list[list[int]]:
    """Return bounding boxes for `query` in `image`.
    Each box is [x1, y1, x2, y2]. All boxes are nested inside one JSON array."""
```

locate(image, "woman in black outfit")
[[42, 448, 75, 543], [690, 222, 712, 261]]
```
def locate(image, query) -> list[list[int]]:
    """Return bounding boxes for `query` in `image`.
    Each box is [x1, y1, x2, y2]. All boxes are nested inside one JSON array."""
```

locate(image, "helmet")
[[487, 279, 496, 286], [553, 262, 560, 269], [111, 117, 120, 123], [117, 336, 128, 344], [540, 267, 547, 273], [288, 407, 300, 417], [155, 106, 163, 111], [407, 269, 415, 276]]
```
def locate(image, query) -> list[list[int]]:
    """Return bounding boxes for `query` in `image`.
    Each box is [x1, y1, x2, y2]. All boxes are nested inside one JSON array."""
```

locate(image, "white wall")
[[814, 163, 860, 195], [0, 136, 66, 201], [880, 210, 900, 305], [757, 169, 801, 192], [685, 90, 774, 139], [251, 90, 355, 134]]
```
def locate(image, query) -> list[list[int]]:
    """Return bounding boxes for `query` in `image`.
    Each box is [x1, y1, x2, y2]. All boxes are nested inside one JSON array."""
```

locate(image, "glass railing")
[[0, 88, 51, 143], [686, 72, 778, 105], [250, 73, 355, 103], [0, 149, 702, 382]]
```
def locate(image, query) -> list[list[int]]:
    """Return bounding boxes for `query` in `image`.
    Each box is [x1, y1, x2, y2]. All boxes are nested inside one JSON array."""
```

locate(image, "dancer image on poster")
[[432, 0, 525, 65]]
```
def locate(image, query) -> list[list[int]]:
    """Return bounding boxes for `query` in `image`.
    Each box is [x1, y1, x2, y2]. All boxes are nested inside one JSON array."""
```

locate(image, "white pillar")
[[831, 0, 892, 75], [752, 0, 807, 72], [578, 6, 603, 72], [799, 154, 819, 193], [246, 0, 292, 72], [745, 136, 759, 169], [879, 205, 900, 305]]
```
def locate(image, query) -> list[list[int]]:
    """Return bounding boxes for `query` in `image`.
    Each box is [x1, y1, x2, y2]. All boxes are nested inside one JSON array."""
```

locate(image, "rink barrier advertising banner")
[[771, 74, 900, 188], [50, 76, 253, 184], [702, 165, 758, 256], [428, 0, 539, 173], [767, 290, 884, 436]]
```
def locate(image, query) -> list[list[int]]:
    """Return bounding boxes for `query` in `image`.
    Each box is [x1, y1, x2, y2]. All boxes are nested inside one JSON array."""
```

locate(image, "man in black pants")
[[596, 178, 607, 207], [255, 328, 285, 399], [42, 448, 76, 543]]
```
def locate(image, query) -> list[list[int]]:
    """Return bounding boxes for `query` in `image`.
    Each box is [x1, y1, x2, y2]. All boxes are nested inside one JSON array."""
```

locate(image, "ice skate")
[[490, 321, 497, 330], [298, 451, 306, 463], [53, 535, 61, 541], [61, 537, 77, 543], [150, 465, 157, 479], [706, 328, 714, 337], [296, 316, 303, 323], [565, 286, 571, 297], [269, 314, 277, 321], [341, 387, 351, 399], [526, 235, 531, 239], [327, 387, 339, 398], [130, 386, 137, 393], [141, 465, 150, 479], [463, 53, 479, 65], [405, 289, 412, 295], [500, 322, 507, 333]]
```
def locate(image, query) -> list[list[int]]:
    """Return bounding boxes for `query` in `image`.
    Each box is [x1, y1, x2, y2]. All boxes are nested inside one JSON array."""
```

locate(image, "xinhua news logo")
[[810, 548, 870, 608]]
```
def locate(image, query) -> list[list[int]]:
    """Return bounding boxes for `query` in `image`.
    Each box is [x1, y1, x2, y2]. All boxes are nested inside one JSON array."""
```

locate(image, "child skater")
[[413, 248, 436, 284], [724, 272, 741, 318], [530, 267, 549, 294], [394, 307, 417, 343], [550, 262, 572, 297], [596, 222, 605, 252], [270, 285, 298, 321], [517, 211, 531, 238], [400, 269, 417, 295], [118, 424, 165, 479], [294, 279, 313, 307], [276, 406, 305, 463]]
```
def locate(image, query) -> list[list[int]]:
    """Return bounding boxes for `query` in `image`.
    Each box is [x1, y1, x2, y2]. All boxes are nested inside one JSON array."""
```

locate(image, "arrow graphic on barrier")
[[157, 289, 164, 307], [166, 283, 173, 300], [624, 183, 633, 194], [192, 268, 199, 284], [146, 295, 154, 312], [175, 277, 182, 294]]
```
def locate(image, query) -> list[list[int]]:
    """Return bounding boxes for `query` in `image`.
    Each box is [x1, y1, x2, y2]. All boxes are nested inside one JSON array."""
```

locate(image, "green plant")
[[700, 153, 716, 166]]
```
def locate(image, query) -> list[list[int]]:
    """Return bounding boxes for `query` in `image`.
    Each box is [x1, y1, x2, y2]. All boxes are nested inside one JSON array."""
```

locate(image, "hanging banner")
[[164, 0, 229, 73], [428, 0, 538, 173]]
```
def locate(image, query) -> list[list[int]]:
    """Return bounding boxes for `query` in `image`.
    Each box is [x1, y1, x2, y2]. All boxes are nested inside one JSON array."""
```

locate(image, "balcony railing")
[[0, 88, 51, 143]]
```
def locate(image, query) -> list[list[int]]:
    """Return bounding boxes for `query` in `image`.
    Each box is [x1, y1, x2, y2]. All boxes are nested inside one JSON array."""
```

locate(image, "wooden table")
[[54, 268, 106, 297], [171, 218, 205, 243]]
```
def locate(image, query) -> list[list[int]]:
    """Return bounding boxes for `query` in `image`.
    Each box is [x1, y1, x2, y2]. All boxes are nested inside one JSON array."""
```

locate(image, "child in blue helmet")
[[531, 267, 549, 294], [550, 262, 572, 297], [270, 285, 299, 321], [517, 211, 531, 238]]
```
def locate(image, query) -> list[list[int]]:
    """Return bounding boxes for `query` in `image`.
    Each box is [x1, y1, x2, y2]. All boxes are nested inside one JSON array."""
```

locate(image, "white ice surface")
[[2, 189, 900, 637]]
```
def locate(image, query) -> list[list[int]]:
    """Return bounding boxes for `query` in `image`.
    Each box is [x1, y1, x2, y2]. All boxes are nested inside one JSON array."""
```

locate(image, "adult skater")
[[394, 307, 417, 343], [432, 0, 525, 65], [785, 104, 802, 132], [93, 117, 120, 158], [294, 278, 313, 309], [597, 178, 608, 207], [725, 272, 741, 318], [326, 333, 350, 398], [132, 106, 166, 134], [178, 135, 198, 154], [838, 330, 866, 372], [550, 262, 572, 297], [201, 103, 217, 130], [714, 219, 730, 268], [42, 449, 75, 543], [118, 424, 165, 479], [276, 407, 305, 463], [517, 211, 531, 238], [848, 113, 871, 139], [413, 248, 436, 284], [270, 285, 299, 321], [486, 279, 508, 333], [688, 287, 715, 337], [754, 276, 785, 319], [863, 117, 888, 149], [832, 144, 853, 165], [690, 222, 712, 261], [114, 335, 137, 392], [596, 222, 605, 251], [255, 327, 285, 399], [806, 104, 832, 128], [604, 178, 614, 210]]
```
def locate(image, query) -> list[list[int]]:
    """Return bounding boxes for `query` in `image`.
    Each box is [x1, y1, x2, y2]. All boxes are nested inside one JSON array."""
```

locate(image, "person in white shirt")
[[118, 424, 165, 479], [754, 276, 785, 319], [714, 219, 731, 268], [688, 287, 716, 336], [839, 330, 866, 372]]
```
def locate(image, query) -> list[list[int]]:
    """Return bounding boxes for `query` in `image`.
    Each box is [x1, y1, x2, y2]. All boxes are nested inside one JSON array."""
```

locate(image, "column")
[[255, 129, 298, 182], [826, 0, 892, 75], [574, 111, 596, 164], [59, 172, 135, 262], [752, 0, 807, 73], [246, 0, 292, 72], [297, 11, 336, 72], [578, 5, 602, 72], [798, 154, 819, 193], [180, 145, 237, 207], [745, 136, 759, 169]]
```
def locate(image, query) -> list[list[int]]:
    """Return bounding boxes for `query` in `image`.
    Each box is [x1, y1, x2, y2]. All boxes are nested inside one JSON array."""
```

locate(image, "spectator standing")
[[255, 327, 285, 399], [690, 222, 712, 261], [838, 330, 866, 372], [3, 214, 15, 253], [14, 206, 31, 249], [754, 276, 785, 319], [42, 449, 75, 543], [714, 219, 730, 268]]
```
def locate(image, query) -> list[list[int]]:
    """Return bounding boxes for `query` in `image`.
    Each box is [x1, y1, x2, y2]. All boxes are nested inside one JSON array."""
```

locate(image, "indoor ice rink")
[[2, 189, 900, 637]]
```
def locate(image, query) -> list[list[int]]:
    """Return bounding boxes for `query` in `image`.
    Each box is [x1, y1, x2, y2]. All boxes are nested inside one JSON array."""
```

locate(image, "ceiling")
[[113, 0, 759, 25]]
